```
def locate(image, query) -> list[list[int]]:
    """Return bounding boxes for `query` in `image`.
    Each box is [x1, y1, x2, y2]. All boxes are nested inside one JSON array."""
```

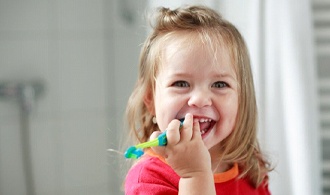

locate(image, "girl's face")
[[147, 36, 239, 153]]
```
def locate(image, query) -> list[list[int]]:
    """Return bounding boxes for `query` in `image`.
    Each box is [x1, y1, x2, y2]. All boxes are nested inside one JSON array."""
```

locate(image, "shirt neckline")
[[145, 149, 239, 183]]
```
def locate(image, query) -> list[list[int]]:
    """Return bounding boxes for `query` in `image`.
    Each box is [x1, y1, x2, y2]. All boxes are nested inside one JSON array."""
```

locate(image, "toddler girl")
[[124, 5, 271, 195]]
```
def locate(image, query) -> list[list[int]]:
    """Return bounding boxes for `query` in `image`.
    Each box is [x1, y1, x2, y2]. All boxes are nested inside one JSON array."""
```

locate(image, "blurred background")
[[0, 0, 328, 195]]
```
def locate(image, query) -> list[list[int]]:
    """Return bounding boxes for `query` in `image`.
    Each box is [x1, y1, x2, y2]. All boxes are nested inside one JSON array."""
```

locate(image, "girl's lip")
[[201, 121, 215, 138], [177, 115, 216, 138], [175, 112, 218, 121], [180, 115, 217, 122]]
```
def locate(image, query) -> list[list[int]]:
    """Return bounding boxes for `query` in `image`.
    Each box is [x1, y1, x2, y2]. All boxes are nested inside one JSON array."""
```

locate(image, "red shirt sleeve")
[[125, 156, 180, 195]]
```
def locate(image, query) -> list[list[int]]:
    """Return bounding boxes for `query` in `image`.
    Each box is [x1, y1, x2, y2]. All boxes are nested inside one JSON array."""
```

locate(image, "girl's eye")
[[212, 81, 228, 88], [173, 81, 189, 87]]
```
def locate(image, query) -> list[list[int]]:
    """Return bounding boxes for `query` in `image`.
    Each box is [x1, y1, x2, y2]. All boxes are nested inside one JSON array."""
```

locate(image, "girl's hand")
[[151, 113, 212, 178]]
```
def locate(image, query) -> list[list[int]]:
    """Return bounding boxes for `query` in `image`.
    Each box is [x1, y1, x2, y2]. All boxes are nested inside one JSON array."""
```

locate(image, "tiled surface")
[[57, 39, 107, 112], [0, 0, 147, 195], [0, 122, 27, 195], [0, 1, 49, 32]]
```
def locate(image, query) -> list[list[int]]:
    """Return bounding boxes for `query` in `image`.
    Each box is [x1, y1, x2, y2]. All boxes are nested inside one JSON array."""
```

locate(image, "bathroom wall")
[[0, 1, 325, 195], [0, 1, 146, 195]]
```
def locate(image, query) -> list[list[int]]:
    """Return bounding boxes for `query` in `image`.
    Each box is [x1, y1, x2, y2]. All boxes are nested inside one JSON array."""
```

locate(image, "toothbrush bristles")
[[107, 148, 124, 155]]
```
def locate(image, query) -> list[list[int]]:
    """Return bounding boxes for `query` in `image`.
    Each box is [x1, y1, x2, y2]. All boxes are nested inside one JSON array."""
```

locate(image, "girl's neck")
[[209, 146, 231, 173], [211, 159, 231, 173]]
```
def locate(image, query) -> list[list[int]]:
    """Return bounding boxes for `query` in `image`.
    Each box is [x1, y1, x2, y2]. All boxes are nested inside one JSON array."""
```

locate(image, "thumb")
[[149, 130, 162, 140], [150, 131, 166, 157]]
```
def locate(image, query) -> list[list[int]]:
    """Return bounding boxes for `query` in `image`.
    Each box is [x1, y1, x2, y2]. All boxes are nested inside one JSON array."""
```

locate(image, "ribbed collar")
[[145, 149, 239, 183]]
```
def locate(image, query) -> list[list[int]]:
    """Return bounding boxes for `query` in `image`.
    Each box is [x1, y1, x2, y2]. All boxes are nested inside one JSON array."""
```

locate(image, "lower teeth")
[[201, 129, 206, 134]]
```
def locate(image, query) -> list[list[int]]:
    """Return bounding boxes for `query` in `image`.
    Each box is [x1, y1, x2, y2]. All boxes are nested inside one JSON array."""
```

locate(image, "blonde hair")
[[125, 5, 271, 188]]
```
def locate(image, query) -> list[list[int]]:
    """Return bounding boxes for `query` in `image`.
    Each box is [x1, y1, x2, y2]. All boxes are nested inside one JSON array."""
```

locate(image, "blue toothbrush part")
[[157, 131, 167, 146], [124, 146, 144, 159], [124, 119, 184, 159]]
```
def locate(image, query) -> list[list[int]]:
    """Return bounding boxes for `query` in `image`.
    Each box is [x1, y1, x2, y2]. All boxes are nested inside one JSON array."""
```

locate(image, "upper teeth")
[[198, 118, 212, 123]]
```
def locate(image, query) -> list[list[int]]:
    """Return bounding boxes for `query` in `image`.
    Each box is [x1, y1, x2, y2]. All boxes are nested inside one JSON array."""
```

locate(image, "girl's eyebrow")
[[165, 67, 237, 80], [167, 72, 192, 78], [213, 72, 237, 80], [167, 72, 236, 79]]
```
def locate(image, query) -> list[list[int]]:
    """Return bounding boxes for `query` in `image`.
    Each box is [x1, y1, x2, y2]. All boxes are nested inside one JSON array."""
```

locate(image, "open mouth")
[[196, 118, 215, 135], [179, 117, 215, 135]]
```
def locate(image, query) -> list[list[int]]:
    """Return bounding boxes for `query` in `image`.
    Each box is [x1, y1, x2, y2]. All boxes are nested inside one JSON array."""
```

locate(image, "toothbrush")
[[124, 119, 184, 159]]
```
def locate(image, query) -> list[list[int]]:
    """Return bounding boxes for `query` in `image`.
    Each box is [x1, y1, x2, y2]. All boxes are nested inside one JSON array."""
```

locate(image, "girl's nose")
[[187, 90, 212, 108]]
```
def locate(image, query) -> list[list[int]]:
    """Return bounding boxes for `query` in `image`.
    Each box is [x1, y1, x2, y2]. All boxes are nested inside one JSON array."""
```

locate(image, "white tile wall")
[[0, 0, 147, 195], [0, 122, 27, 195]]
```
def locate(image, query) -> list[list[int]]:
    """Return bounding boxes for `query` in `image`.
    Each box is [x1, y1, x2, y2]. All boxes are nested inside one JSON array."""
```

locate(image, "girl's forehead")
[[160, 32, 235, 73], [157, 49, 236, 84], [162, 31, 229, 57]]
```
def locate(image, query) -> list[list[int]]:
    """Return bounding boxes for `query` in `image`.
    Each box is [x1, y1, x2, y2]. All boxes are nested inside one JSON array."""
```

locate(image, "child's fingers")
[[150, 131, 166, 156], [180, 113, 194, 141], [149, 130, 162, 140], [191, 119, 202, 140], [166, 119, 181, 146]]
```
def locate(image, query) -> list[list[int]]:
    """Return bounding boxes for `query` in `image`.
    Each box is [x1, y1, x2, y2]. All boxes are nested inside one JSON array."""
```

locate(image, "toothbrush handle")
[[158, 120, 183, 146], [157, 131, 167, 146]]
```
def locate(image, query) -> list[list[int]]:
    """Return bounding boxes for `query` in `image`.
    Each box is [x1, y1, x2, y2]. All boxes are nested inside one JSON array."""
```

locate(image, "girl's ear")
[[143, 89, 155, 115]]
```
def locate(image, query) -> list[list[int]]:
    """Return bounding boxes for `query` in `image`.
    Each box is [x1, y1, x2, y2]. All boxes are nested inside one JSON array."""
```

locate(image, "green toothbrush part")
[[124, 119, 184, 159]]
